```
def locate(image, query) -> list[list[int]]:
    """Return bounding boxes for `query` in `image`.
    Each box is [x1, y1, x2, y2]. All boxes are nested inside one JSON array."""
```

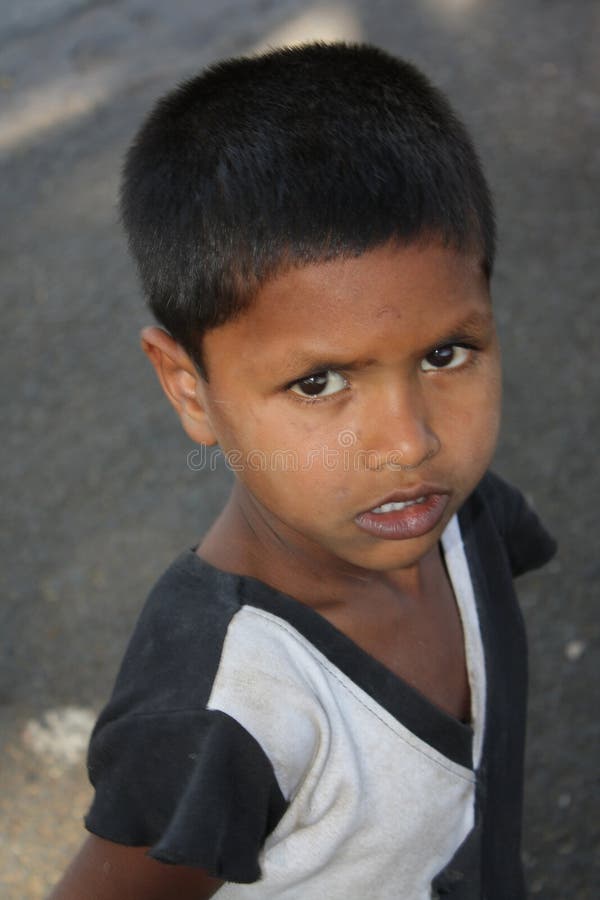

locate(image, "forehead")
[[203, 241, 491, 376]]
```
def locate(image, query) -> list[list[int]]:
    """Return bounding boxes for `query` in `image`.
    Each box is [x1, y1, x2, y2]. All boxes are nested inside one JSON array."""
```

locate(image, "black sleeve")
[[85, 707, 288, 883], [478, 470, 557, 577]]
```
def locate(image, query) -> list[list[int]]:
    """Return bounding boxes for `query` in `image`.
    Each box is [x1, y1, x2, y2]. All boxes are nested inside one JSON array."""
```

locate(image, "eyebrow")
[[281, 308, 494, 380], [282, 353, 378, 379], [435, 308, 494, 342]]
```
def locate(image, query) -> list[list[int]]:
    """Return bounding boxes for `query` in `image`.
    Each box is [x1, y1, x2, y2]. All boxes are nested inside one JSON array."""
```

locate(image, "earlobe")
[[140, 326, 218, 446]]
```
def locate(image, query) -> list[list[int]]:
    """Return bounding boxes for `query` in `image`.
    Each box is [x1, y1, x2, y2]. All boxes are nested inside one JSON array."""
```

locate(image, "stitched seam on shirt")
[[244, 605, 475, 783]]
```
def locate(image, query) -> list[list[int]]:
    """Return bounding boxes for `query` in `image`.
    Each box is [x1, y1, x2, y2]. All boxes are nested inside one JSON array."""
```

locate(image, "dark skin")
[[311, 549, 470, 721], [201, 483, 471, 722], [49, 241, 500, 897], [47, 836, 223, 899]]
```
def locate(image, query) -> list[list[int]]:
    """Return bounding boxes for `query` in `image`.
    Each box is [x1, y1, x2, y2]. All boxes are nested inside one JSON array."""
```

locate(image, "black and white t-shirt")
[[85, 471, 556, 899]]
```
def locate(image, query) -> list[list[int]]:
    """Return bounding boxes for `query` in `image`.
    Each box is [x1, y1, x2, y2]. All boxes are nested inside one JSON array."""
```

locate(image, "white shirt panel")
[[208, 604, 476, 897]]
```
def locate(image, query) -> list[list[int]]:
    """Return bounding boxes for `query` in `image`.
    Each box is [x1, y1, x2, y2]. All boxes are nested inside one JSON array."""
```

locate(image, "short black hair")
[[121, 42, 495, 371]]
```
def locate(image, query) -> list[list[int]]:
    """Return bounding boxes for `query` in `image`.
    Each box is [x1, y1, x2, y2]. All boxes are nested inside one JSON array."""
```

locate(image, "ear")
[[141, 326, 218, 446]]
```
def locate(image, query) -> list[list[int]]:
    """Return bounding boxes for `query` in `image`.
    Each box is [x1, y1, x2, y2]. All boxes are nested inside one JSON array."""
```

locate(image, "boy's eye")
[[289, 370, 347, 399], [420, 345, 471, 372]]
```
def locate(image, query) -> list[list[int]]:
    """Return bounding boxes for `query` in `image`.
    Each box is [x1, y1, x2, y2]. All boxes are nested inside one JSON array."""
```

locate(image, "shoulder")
[[100, 551, 244, 721], [93, 550, 326, 758], [462, 470, 557, 577], [90, 551, 326, 792]]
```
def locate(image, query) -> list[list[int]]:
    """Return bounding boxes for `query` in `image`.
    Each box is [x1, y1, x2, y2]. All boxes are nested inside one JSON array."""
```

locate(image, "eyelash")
[[286, 342, 480, 402], [420, 342, 479, 373], [287, 371, 350, 404]]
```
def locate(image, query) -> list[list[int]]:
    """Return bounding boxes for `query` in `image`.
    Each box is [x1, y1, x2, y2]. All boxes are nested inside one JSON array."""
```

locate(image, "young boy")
[[50, 43, 556, 900]]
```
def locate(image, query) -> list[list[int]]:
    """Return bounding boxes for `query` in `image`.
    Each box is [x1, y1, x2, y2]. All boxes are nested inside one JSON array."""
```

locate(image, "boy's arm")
[[47, 835, 224, 900]]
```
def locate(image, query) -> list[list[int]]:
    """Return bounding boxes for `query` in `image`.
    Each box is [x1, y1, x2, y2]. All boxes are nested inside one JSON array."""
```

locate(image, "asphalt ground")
[[1, 0, 598, 896]]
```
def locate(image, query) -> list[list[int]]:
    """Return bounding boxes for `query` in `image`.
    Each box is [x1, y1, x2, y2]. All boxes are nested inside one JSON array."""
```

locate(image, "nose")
[[365, 382, 440, 471]]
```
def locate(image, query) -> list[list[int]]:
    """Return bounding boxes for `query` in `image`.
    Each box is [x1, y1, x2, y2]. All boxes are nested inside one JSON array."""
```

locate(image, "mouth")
[[354, 486, 450, 541]]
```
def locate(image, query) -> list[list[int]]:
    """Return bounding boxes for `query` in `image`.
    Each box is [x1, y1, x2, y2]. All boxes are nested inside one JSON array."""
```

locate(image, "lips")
[[354, 486, 450, 540]]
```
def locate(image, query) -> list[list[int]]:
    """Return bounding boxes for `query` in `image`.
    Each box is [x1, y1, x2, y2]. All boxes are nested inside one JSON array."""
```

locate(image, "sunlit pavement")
[[1, 1, 598, 896]]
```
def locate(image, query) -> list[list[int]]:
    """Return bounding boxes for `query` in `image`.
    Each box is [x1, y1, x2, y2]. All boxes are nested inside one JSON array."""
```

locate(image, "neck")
[[198, 482, 437, 610]]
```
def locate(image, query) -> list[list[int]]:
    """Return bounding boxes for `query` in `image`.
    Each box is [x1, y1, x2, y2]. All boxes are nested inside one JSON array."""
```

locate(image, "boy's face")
[[197, 240, 501, 575]]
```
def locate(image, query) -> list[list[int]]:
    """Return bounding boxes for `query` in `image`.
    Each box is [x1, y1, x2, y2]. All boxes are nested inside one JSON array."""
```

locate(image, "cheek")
[[208, 408, 330, 496], [438, 371, 502, 458], [223, 407, 338, 475], [480, 365, 503, 446], [205, 394, 272, 457], [244, 436, 351, 520]]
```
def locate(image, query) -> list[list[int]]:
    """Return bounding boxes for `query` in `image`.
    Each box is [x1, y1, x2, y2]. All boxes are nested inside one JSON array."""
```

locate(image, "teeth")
[[371, 496, 426, 514]]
